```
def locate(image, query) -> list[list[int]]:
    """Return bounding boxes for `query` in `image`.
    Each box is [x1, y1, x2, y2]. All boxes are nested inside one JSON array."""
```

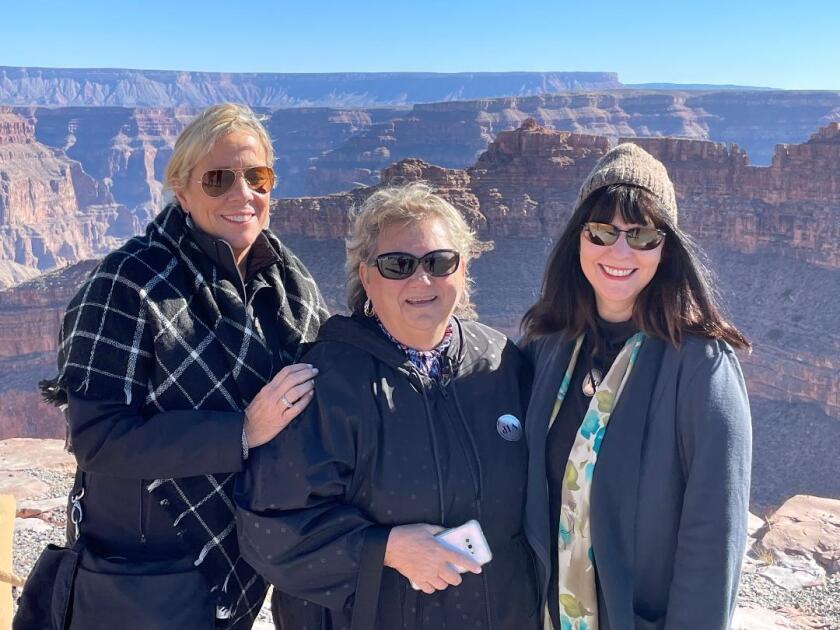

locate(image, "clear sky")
[[3, 0, 838, 89]]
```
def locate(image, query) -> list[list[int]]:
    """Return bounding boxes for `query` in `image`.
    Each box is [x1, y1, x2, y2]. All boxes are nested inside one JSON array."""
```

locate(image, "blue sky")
[[3, 0, 838, 89]]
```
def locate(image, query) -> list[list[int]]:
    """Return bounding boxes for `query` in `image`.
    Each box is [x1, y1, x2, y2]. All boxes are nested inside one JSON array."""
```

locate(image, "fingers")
[[281, 379, 315, 409], [439, 565, 463, 586], [272, 363, 318, 390], [280, 389, 315, 422], [445, 549, 482, 574]]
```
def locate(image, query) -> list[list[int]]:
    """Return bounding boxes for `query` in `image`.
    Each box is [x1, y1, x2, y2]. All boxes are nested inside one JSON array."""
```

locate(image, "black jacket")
[[236, 314, 540, 630], [58, 214, 328, 630]]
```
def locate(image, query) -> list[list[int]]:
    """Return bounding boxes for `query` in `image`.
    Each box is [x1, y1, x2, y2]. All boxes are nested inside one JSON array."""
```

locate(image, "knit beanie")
[[575, 143, 678, 224]]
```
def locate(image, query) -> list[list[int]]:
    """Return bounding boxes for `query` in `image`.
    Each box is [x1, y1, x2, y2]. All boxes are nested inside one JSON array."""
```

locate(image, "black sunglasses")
[[373, 249, 461, 280], [582, 222, 666, 251], [195, 166, 275, 198]]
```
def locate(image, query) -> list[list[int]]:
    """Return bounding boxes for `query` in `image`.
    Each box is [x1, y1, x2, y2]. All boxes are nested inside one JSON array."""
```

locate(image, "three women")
[[43, 105, 750, 629]]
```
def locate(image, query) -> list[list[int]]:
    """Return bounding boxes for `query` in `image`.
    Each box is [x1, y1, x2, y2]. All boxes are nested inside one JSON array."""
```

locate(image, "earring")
[[364, 298, 375, 317]]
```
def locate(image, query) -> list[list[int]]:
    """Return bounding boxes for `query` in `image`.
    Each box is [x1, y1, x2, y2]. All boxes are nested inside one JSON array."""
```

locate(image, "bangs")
[[585, 185, 666, 228]]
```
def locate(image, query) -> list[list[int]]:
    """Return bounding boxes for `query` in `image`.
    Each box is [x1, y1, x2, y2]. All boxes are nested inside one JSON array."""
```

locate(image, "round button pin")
[[496, 414, 522, 441]]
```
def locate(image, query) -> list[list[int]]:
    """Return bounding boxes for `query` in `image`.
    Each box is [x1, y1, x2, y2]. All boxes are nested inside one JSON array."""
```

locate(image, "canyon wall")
[[1, 91, 839, 287], [1, 119, 837, 507], [0, 68, 622, 108]]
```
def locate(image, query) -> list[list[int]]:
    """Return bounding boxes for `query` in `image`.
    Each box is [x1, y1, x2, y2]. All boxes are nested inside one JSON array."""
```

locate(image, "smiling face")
[[175, 131, 271, 264], [579, 213, 663, 322], [359, 217, 466, 350]]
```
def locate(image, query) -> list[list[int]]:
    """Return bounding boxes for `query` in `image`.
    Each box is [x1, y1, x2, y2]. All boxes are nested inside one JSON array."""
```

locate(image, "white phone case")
[[410, 519, 493, 590], [436, 519, 493, 568]]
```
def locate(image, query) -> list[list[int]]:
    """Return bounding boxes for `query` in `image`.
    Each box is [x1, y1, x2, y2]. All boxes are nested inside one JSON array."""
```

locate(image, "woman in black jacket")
[[520, 144, 752, 630], [236, 182, 539, 630], [39, 103, 328, 629]]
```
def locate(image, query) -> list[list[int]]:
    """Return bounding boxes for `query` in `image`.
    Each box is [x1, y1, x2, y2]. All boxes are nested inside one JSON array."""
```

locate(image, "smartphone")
[[410, 519, 492, 590]]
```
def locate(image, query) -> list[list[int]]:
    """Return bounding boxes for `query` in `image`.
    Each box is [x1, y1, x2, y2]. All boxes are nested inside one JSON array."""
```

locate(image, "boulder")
[[759, 495, 840, 574]]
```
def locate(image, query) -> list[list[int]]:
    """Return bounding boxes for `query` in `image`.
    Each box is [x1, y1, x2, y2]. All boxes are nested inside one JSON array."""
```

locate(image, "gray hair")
[[164, 102, 274, 193], [346, 182, 487, 319]]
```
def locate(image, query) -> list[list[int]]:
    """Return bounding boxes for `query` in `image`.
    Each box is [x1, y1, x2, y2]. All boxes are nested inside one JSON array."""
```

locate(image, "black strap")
[[349, 528, 389, 630]]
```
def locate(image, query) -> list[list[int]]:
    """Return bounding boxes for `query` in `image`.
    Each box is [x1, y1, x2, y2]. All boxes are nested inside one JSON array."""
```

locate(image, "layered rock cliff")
[[305, 91, 840, 194], [1, 121, 837, 508], [274, 121, 840, 424], [0, 68, 622, 108], [0, 109, 123, 281], [1, 90, 838, 285]]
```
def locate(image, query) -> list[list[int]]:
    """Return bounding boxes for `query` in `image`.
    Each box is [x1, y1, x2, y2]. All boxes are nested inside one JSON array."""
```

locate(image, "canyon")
[[1, 120, 837, 509], [0, 68, 622, 108], [2, 90, 840, 284]]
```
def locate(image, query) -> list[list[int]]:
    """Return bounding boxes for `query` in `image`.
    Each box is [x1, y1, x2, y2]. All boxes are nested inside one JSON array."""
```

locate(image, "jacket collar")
[[589, 336, 665, 629], [316, 314, 465, 378], [184, 213, 281, 286], [524, 333, 667, 621]]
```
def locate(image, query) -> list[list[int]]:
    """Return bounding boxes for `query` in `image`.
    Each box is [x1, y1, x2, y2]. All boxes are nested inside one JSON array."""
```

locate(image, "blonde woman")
[[36, 103, 327, 629], [237, 182, 540, 630]]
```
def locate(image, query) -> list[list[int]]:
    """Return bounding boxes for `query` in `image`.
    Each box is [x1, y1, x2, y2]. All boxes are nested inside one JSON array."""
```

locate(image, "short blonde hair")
[[346, 182, 487, 319], [164, 103, 274, 193]]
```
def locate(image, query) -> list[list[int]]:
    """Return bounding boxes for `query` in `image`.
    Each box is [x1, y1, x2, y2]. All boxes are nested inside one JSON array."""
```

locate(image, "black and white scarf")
[[52, 203, 328, 628]]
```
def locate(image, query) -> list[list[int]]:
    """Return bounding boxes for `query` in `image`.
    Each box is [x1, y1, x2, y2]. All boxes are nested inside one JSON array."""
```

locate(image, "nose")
[[226, 172, 254, 201], [407, 265, 433, 285], [609, 232, 634, 257]]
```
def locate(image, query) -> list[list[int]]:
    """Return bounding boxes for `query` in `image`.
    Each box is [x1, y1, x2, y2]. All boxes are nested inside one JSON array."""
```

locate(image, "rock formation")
[[0, 90, 838, 283], [1, 120, 838, 508], [0, 68, 622, 108], [305, 92, 840, 194], [0, 108, 125, 279]]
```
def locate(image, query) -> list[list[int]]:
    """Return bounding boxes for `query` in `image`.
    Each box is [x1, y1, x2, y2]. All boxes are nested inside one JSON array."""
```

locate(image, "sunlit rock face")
[[1, 120, 838, 509]]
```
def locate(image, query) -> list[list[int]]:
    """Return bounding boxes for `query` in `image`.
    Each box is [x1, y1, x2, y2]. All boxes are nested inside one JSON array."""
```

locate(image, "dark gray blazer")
[[522, 333, 752, 630]]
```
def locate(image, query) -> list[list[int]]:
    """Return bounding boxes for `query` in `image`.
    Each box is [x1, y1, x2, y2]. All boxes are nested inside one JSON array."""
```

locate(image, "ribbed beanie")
[[575, 143, 678, 224]]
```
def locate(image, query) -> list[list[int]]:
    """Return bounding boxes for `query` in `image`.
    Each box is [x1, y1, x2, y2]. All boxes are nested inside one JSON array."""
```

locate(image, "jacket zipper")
[[139, 482, 148, 544]]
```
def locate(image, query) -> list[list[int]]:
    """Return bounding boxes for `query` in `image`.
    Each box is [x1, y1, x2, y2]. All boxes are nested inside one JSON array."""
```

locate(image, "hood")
[[316, 314, 465, 375]]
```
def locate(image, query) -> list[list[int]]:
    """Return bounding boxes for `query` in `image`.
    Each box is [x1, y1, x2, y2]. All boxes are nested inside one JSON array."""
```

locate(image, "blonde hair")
[[346, 182, 487, 319], [164, 103, 274, 193]]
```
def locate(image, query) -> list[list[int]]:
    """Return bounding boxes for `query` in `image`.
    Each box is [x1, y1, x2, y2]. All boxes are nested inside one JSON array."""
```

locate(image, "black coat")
[[56, 211, 328, 630], [236, 315, 540, 630]]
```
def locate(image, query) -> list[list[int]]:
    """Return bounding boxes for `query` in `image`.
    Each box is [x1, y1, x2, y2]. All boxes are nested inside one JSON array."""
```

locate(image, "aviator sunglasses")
[[582, 221, 666, 251], [373, 249, 461, 280], [195, 166, 275, 198]]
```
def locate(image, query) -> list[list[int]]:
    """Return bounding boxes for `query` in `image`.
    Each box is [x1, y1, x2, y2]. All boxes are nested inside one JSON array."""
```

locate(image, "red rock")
[[0, 439, 74, 472], [758, 495, 840, 574], [0, 474, 49, 500]]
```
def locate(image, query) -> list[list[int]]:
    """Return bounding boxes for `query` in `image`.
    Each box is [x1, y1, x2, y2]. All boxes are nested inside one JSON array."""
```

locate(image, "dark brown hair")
[[521, 185, 750, 350]]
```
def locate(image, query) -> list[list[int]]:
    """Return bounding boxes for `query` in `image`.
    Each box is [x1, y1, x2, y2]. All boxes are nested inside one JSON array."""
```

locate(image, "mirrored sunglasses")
[[197, 166, 275, 198], [374, 249, 461, 280], [582, 221, 666, 251]]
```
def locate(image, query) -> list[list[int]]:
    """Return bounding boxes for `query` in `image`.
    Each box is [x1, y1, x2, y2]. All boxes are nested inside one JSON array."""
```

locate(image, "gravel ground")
[[9, 467, 839, 628], [739, 571, 840, 628]]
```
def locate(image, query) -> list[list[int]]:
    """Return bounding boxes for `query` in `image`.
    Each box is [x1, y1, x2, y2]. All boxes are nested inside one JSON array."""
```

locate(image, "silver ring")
[[281, 395, 293, 409]]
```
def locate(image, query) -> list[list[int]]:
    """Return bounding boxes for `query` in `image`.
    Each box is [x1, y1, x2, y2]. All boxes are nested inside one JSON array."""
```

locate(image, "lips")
[[222, 214, 255, 224], [599, 263, 636, 279], [405, 296, 437, 306]]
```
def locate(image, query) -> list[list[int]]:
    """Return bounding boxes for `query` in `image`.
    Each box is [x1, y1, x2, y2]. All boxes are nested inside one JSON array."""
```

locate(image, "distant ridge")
[[0, 67, 623, 108], [627, 82, 776, 91]]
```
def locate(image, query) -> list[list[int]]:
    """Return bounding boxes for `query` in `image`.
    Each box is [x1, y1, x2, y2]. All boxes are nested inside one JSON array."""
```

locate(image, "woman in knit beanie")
[[520, 143, 752, 630]]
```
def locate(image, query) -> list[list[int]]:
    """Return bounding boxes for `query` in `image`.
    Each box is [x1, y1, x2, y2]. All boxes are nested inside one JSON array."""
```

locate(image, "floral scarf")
[[546, 332, 645, 630]]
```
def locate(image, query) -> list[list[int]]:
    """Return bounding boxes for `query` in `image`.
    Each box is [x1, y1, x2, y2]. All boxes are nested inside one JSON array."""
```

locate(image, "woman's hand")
[[384, 524, 482, 594], [244, 363, 319, 448]]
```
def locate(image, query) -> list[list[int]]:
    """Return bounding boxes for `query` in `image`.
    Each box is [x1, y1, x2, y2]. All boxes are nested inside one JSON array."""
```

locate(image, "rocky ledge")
[[2, 438, 838, 628]]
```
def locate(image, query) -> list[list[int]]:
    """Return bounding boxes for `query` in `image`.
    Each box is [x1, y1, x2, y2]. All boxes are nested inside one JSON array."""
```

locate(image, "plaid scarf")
[[53, 203, 328, 628]]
